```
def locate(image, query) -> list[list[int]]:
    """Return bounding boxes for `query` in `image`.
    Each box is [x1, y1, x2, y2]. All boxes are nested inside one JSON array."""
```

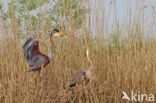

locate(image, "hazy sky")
[[0, 0, 156, 37]]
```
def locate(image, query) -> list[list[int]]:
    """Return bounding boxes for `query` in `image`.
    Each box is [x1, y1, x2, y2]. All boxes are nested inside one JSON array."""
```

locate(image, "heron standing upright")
[[69, 45, 93, 88], [23, 28, 66, 76]]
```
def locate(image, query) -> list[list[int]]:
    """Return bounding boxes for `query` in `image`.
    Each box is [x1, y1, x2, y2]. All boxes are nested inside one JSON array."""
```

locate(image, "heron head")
[[50, 28, 66, 39]]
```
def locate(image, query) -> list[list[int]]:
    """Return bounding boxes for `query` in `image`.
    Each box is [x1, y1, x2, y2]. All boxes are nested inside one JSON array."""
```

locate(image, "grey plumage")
[[27, 55, 47, 72], [23, 38, 35, 49], [23, 38, 37, 66]]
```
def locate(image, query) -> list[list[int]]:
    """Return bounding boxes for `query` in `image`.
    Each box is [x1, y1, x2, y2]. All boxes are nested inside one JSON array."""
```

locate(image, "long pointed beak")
[[56, 32, 67, 36]]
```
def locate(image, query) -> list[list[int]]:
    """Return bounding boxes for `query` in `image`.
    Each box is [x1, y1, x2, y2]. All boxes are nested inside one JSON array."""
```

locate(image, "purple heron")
[[69, 46, 93, 87], [23, 28, 66, 76]]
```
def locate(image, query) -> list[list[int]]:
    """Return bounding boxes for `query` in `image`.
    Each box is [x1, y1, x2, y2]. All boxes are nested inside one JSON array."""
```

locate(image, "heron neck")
[[87, 55, 93, 73], [86, 59, 93, 78], [47, 36, 54, 61], [88, 59, 93, 71]]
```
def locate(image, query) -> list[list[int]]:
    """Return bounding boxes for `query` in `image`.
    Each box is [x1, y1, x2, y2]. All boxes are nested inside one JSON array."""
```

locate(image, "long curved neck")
[[47, 36, 54, 61], [87, 53, 93, 73]]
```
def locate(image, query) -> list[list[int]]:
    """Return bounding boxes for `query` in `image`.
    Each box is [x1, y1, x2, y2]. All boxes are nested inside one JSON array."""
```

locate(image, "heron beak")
[[57, 32, 66, 36], [53, 32, 67, 38]]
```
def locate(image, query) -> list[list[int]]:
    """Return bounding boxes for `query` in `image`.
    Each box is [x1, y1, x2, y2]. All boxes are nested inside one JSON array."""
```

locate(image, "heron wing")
[[27, 55, 47, 72], [23, 38, 35, 49], [23, 38, 39, 66]]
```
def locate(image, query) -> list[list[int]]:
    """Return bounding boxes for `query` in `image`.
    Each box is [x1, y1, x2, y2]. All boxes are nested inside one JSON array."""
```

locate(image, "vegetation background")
[[0, 0, 156, 102]]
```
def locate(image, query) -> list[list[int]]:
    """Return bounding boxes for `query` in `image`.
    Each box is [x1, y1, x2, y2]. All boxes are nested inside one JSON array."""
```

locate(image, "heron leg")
[[40, 65, 44, 77]]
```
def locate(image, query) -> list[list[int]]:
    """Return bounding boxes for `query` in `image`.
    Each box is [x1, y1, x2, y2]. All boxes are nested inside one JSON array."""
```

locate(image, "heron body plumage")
[[27, 55, 49, 72], [69, 70, 90, 87], [23, 38, 50, 72]]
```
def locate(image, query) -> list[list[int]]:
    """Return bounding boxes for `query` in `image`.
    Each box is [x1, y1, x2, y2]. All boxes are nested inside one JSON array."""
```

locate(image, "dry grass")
[[1, 0, 156, 103], [1, 34, 156, 103]]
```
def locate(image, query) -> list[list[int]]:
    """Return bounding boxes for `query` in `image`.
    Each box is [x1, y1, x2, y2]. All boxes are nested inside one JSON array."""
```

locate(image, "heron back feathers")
[[69, 70, 89, 87]]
